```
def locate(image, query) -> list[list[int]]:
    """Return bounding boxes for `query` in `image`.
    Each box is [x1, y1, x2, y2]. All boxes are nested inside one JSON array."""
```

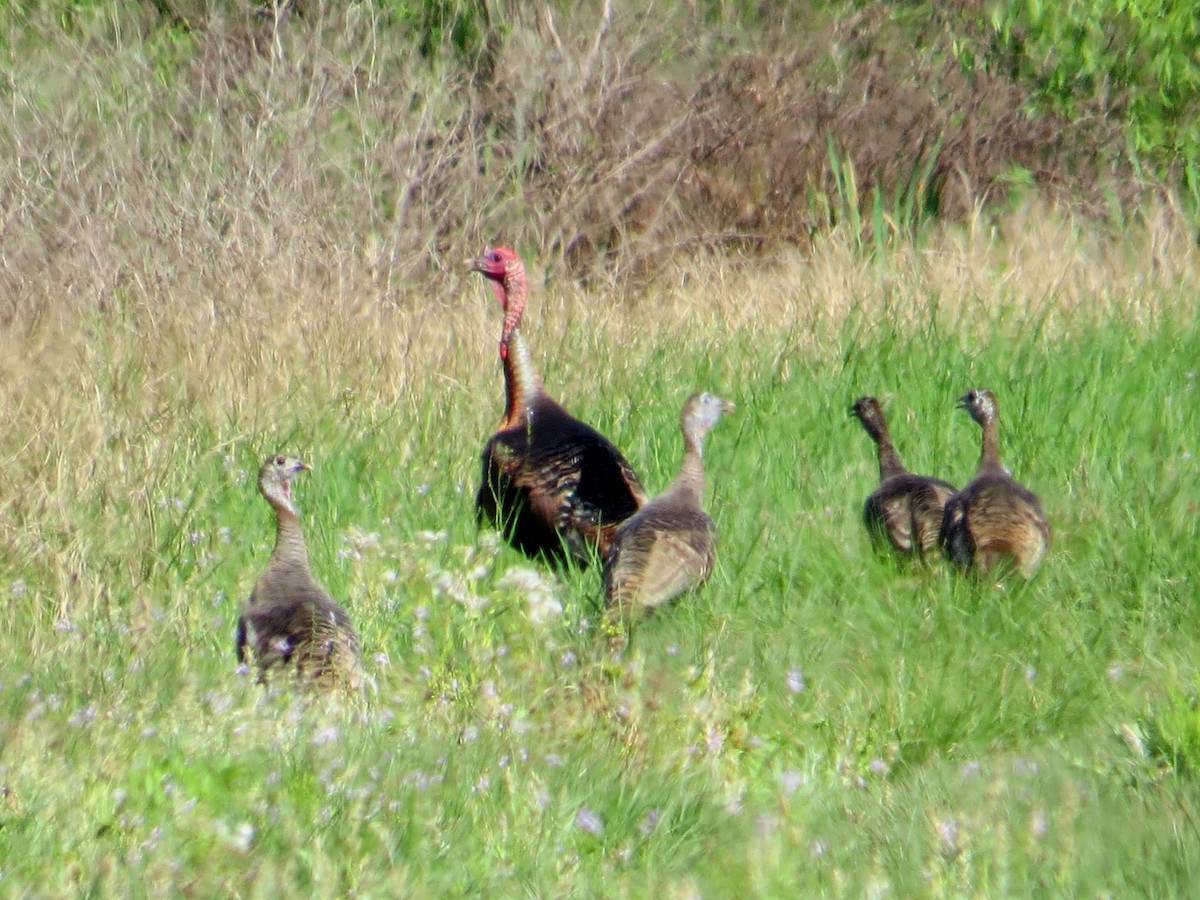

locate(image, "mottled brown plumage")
[[850, 396, 956, 560], [940, 390, 1050, 577], [468, 246, 646, 563], [237, 455, 362, 689], [603, 392, 734, 617]]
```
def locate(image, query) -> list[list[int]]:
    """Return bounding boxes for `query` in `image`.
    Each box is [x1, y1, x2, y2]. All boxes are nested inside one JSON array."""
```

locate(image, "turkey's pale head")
[[682, 392, 735, 454], [958, 389, 998, 429], [468, 246, 527, 359], [258, 454, 311, 517]]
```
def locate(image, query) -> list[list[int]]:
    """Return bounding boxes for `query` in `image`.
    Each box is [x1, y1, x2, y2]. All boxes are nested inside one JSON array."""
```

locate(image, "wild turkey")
[[602, 392, 734, 619], [467, 246, 647, 563], [237, 455, 362, 688], [850, 396, 956, 560], [940, 389, 1050, 577]]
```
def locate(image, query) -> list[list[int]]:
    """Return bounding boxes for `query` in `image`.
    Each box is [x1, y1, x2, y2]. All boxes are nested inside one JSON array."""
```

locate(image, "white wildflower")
[[786, 666, 806, 694], [575, 807, 604, 836], [778, 770, 805, 795]]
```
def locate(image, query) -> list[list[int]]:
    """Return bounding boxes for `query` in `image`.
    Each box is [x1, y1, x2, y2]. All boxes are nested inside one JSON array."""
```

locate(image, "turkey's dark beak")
[[847, 402, 858, 417], [956, 393, 972, 409]]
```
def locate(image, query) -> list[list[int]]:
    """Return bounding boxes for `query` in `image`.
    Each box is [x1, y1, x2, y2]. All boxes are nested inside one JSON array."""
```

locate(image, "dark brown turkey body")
[[469, 247, 646, 563], [940, 389, 1050, 577], [237, 455, 362, 689], [603, 392, 733, 616], [850, 396, 956, 560]]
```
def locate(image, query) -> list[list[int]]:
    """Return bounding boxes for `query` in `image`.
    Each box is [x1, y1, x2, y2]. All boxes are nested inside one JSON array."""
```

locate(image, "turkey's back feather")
[[940, 472, 1050, 577], [603, 501, 715, 614], [864, 474, 957, 557], [239, 564, 362, 688], [479, 395, 645, 562]]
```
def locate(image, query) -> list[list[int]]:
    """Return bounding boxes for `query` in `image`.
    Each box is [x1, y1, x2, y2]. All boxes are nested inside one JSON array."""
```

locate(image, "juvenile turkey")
[[602, 392, 734, 619], [237, 455, 362, 689], [467, 246, 646, 563], [850, 396, 956, 560], [940, 389, 1050, 577]]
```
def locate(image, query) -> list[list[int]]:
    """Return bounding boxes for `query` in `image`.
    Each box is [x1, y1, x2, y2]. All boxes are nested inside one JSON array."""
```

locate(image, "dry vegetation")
[[0, 0, 1150, 328]]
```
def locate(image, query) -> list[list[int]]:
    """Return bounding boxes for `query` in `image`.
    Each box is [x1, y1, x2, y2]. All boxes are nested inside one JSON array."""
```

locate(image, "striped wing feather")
[[940, 475, 1050, 577], [480, 405, 645, 560], [238, 577, 361, 687], [604, 506, 715, 612], [865, 474, 956, 557]]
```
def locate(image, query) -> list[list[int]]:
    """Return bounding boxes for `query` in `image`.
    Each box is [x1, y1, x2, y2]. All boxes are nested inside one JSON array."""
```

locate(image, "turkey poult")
[[940, 389, 1050, 577], [850, 396, 956, 560], [237, 455, 362, 689], [602, 392, 734, 619], [467, 246, 647, 563]]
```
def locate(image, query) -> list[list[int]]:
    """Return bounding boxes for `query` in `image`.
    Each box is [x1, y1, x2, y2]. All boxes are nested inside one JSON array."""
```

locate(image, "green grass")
[[3, 250, 1200, 894]]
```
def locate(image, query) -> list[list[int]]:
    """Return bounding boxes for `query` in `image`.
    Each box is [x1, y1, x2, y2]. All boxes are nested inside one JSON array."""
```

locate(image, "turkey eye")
[[275, 455, 286, 465], [490, 252, 501, 262]]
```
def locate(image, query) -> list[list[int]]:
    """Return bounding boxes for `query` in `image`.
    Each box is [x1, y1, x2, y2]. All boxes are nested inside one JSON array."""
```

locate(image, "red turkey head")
[[468, 246, 527, 360]]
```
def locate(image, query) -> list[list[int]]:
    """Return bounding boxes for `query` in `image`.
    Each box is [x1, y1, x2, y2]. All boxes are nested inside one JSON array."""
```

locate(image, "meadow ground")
[[2, 200, 1200, 895]]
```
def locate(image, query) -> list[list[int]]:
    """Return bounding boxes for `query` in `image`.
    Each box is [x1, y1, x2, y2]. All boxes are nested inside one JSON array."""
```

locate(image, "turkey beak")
[[721, 399, 736, 415], [955, 393, 971, 410], [294, 460, 312, 475], [847, 402, 858, 417], [466, 255, 484, 273]]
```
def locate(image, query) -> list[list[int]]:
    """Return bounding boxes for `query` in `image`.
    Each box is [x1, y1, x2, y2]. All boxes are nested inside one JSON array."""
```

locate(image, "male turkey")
[[602, 392, 734, 619], [467, 246, 646, 563], [850, 396, 956, 560], [237, 455, 362, 688], [940, 389, 1050, 577]]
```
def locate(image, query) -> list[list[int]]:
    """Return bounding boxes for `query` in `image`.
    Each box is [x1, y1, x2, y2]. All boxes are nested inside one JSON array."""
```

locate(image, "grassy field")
[[2, 3, 1200, 896], [3, 202, 1200, 895]]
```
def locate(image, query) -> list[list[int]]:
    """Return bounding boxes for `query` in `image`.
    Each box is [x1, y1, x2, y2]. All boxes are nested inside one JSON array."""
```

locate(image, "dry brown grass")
[[3, 198, 1195, 496], [0, 1, 1147, 327]]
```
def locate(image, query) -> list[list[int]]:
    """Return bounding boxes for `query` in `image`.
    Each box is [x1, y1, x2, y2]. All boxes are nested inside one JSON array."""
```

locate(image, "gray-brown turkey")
[[467, 246, 647, 563], [237, 455, 362, 689], [602, 392, 734, 618], [850, 396, 956, 560], [940, 389, 1050, 577]]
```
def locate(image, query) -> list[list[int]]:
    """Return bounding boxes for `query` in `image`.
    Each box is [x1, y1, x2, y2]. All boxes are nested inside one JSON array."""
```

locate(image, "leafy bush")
[[973, 0, 1200, 175]]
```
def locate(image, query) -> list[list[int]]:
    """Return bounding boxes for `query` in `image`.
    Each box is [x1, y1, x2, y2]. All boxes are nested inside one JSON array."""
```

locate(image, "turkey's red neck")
[[492, 261, 545, 429]]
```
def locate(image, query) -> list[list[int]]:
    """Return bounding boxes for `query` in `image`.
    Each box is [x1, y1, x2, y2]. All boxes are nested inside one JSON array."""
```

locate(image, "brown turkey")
[[467, 246, 647, 564], [940, 389, 1050, 577], [237, 455, 362, 689], [850, 396, 956, 561], [603, 392, 734, 620]]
